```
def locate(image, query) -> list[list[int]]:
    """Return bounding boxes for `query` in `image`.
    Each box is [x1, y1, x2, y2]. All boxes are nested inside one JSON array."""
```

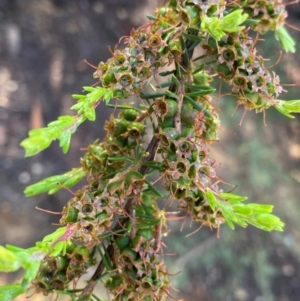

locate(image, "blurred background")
[[0, 1, 299, 300]]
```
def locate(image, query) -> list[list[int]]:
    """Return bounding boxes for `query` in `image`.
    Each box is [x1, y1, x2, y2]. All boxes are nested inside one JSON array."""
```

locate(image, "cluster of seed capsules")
[[92, 0, 212, 99], [59, 107, 147, 243], [242, 0, 287, 34], [93, 0, 287, 110], [33, 243, 95, 295], [92, 15, 181, 99], [32, 183, 115, 295], [155, 94, 225, 228], [205, 29, 283, 113], [105, 194, 170, 301], [32, 107, 156, 295]]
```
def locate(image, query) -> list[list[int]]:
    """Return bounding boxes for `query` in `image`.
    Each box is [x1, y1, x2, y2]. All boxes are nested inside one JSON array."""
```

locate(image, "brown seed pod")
[[119, 74, 134, 87], [148, 34, 162, 49], [155, 98, 178, 119]]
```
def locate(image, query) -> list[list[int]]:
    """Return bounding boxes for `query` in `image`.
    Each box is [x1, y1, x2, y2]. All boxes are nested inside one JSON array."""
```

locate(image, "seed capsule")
[[123, 108, 138, 121], [72, 246, 90, 262], [114, 53, 126, 66], [62, 206, 79, 223], [102, 71, 117, 86], [80, 202, 94, 216], [114, 119, 129, 137], [121, 247, 138, 261], [159, 127, 180, 145], [164, 98, 179, 118], [160, 116, 174, 128], [148, 34, 162, 49], [181, 109, 198, 126], [115, 235, 131, 251], [181, 127, 194, 138], [119, 74, 133, 87], [137, 228, 154, 240], [127, 122, 145, 138]]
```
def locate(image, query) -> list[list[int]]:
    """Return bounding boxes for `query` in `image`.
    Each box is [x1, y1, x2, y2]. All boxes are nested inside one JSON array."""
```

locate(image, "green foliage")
[[0, 284, 26, 301], [20, 115, 83, 156], [24, 167, 85, 196], [275, 99, 300, 118], [1, 1, 299, 300], [71, 86, 113, 114], [208, 191, 285, 231], [275, 26, 296, 53], [0, 244, 42, 296], [20, 87, 112, 157], [201, 9, 248, 41]]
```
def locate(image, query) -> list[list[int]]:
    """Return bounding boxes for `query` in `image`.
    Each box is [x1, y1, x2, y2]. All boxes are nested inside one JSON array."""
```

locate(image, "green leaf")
[[90, 89, 106, 103], [41, 227, 73, 256], [219, 192, 248, 204], [275, 26, 296, 53], [224, 215, 235, 230], [21, 86, 110, 157], [201, 15, 223, 40], [247, 213, 284, 232], [21, 261, 40, 289], [232, 204, 253, 215], [0, 245, 42, 289], [4, 246, 31, 269], [165, 90, 179, 99], [42, 227, 67, 243], [71, 87, 109, 114], [274, 105, 295, 118], [0, 246, 21, 272], [244, 19, 260, 25], [219, 203, 243, 225], [246, 203, 273, 213], [83, 86, 95, 92], [201, 9, 248, 41], [84, 107, 96, 121], [50, 241, 67, 257], [5, 245, 43, 268], [278, 99, 300, 112], [59, 130, 72, 154], [70, 102, 83, 111], [156, 81, 176, 88], [183, 95, 204, 111], [104, 89, 114, 104], [275, 100, 300, 118], [219, 9, 248, 32], [71, 93, 86, 100], [145, 179, 164, 197], [20, 133, 52, 157], [20, 115, 80, 157], [107, 156, 133, 163], [185, 88, 215, 96], [216, 193, 284, 232], [24, 167, 85, 196], [182, 32, 203, 42], [140, 92, 166, 99], [48, 115, 76, 127], [0, 284, 26, 301], [205, 190, 218, 211]]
